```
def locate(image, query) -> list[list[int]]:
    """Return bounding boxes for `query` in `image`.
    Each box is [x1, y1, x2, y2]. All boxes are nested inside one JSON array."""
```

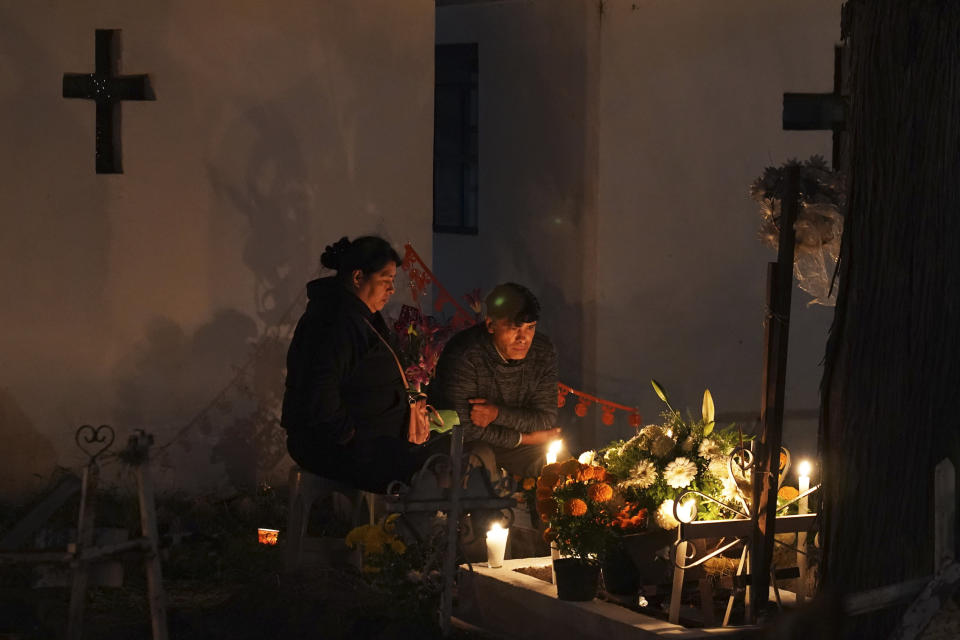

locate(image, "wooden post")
[[750, 164, 800, 620], [135, 434, 169, 640], [934, 458, 956, 573], [67, 464, 98, 640]]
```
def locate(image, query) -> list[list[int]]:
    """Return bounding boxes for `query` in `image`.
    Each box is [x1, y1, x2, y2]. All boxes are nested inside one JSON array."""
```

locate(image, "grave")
[[455, 556, 765, 640]]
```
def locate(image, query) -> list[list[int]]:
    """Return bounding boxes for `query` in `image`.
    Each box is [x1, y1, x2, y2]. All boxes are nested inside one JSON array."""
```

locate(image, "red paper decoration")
[[601, 405, 616, 426], [575, 400, 591, 417]]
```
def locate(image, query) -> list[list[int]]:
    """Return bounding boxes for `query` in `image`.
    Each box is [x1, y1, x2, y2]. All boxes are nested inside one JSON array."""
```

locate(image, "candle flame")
[[797, 460, 812, 478]]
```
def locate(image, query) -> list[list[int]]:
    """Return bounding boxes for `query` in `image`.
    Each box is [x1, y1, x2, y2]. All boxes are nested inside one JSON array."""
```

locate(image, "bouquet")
[[390, 305, 455, 390], [536, 459, 648, 559], [598, 380, 743, 530]]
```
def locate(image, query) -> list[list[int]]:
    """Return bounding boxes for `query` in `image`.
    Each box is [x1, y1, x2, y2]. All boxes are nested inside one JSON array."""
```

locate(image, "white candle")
[[486, 523, 509, 568], [797, 460, 812, 515], [546, 439, 563, 465]]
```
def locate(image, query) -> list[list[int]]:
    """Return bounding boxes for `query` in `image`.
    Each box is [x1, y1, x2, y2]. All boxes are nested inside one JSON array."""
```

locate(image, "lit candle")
[[546, 439, 563, 465], [797, 460, 812, 515], [486, 523, 509, 568]]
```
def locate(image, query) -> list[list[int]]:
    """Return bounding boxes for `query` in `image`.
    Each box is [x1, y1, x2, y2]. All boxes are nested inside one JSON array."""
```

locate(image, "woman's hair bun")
[[320, 237, 352, 270]]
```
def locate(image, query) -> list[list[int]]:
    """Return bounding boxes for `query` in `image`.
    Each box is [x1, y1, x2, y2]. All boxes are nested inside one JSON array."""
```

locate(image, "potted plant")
[[536, 459, 619, 600]]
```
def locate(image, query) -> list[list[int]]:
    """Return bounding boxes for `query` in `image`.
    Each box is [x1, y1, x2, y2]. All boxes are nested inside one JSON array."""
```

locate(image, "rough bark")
[[820, 2, 960, 637]]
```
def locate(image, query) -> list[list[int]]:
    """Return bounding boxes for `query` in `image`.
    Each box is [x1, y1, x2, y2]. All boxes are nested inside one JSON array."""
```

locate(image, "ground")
[[0, 484, 494, 640]]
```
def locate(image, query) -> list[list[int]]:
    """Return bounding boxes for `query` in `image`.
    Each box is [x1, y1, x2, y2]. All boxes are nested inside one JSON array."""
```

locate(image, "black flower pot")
[[601, 544, 640, 595], [553, 557, 600, 601]]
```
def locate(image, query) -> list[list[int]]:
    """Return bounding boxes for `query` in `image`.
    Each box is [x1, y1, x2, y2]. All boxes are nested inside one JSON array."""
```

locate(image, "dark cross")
[[747, 44, 850, 622], [63, 29, 156, 174], [783, 44, 848, 170]]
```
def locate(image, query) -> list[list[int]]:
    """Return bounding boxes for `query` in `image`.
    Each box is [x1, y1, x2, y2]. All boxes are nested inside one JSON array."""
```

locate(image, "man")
[[431, 282, 561, 478]]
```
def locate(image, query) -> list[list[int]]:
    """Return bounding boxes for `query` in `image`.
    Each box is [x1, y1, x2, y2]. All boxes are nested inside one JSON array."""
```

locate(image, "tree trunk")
[[820, 2, 960, 637]]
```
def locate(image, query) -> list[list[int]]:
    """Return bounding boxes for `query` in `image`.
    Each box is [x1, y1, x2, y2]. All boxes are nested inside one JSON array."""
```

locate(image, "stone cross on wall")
[[62, 29, 156, 174]]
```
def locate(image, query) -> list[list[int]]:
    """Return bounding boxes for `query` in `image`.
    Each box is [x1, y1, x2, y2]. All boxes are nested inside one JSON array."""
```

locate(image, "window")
[[433, 43, 478, 234]]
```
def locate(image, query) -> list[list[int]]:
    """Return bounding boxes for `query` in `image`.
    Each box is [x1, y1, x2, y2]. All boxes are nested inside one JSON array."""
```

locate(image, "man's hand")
[[468, 398, 500, 428], [520, 427, 562, 446]]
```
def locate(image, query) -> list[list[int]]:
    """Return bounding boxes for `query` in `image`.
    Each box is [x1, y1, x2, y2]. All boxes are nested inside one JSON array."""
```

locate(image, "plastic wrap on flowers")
[[751, 156, 844, 307]]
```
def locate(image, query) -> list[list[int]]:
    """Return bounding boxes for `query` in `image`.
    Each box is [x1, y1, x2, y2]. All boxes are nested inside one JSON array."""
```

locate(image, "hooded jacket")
[[281, 277, 407, 453]]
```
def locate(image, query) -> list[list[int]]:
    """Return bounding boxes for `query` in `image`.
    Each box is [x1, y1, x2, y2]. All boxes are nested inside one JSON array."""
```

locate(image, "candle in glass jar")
[[486, 523, 509, 568]]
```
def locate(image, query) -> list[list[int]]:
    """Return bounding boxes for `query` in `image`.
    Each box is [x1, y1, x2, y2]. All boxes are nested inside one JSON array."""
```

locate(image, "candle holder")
[[258, 528, 280, 545]]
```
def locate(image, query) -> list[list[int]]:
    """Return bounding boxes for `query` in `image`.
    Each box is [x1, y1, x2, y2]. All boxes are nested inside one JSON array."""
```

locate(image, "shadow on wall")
[[207, 104, 314, 328], [0, 389, 58, 503], [112, 309, 291, 491]]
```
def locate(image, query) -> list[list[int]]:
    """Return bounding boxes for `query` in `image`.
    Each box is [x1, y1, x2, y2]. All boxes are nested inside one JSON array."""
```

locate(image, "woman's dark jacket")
[[281, 277, 409, 489]]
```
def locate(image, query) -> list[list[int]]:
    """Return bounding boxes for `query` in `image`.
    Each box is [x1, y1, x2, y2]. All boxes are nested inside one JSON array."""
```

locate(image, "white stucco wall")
[[596, 0, 841, 459], [0, 0, 435, 497], [434, 0, 603, 452], [434, 0, 841, 459]]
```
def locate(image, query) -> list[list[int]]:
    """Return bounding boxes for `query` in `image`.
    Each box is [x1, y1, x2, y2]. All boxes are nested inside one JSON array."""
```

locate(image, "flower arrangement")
[[345, 512, 449, 627], [390, 305, 456, 390], [750, 155, 845, 306], [598, 380, 742, 530], [536, 458, 647, 559]]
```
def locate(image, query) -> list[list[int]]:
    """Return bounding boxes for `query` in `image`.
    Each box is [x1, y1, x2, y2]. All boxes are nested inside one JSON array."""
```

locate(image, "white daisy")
[[640, 424, 663, 441], [720, 473, 741, 503], [707, 456, 729, 479], [578, 450, 596, 465], [628, 459, 657, 489], [651, 435, 676, 458], [698, 438, 722, 460], [655, 500, 680, 530], [663, 457, 697, 489]]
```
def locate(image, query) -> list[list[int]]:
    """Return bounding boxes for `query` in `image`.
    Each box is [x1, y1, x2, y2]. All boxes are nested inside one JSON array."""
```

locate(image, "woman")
[[281, 236, 443, 492]]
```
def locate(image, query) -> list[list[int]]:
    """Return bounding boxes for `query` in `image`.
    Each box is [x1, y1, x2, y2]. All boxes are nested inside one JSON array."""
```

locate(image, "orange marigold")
[[559, 459, 582, 477], [587, 482, 614, 503], [563, 498, 588, 517], [537, 471, 560, 489], [578, 466, 595, 481], [541, 462, 561, 476], [538, 499, 558, 522], [778, 485, 800, 501], [536, 487, 553, 500], [522, 477, 537, 491], [592, 467, 608, 483]]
